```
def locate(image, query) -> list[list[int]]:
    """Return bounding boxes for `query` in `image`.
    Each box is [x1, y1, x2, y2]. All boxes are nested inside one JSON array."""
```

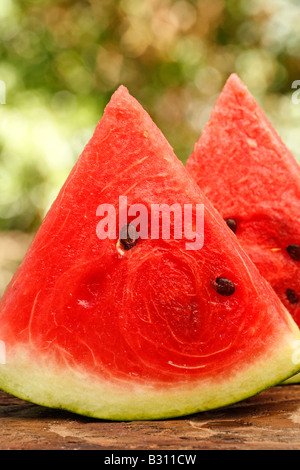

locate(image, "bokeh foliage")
[[0, 0, 300, 233]]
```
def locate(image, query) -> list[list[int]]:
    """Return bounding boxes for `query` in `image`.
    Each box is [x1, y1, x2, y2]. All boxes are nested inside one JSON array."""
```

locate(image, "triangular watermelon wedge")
[[186, 74, 300, 382], [0, 86, 299, 420]]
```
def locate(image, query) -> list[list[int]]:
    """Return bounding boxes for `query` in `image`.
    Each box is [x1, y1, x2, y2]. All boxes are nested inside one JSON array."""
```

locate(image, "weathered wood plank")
[[0, 386, 300, 450]]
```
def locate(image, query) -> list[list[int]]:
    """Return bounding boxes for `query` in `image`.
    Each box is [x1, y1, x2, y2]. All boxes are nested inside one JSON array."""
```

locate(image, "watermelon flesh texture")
[[0, 86, 300, 420], [186, 73, 300, 383]]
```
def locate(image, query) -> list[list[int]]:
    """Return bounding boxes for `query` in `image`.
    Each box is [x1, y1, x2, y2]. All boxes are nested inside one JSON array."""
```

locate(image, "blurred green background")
[[0, 0, 300, 294]]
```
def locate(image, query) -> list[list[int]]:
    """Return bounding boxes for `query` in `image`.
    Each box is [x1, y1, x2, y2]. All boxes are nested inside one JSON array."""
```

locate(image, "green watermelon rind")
[[282, 373, 300, 385], [0, 327, 300, 421]]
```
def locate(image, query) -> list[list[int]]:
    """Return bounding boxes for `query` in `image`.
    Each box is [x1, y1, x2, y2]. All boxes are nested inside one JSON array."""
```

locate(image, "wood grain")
[[0, 386, 300, 450]]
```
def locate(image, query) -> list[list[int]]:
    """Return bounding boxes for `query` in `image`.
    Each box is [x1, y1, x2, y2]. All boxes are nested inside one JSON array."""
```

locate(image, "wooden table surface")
[[0, 385, 300, 450]]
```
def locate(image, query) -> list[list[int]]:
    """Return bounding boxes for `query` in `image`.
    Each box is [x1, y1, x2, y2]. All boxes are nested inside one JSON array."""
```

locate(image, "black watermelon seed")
[[213, 277, 235, 296], [225, 218, 237, 233], [120, 223, 138, 250], [286, 289, 299, 305], [287, 245, 300, 261]]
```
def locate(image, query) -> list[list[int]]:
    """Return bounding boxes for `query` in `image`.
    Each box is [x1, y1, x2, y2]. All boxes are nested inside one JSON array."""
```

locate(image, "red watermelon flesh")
[[186, 74, 300, 330], [0, 86, 299, 420]]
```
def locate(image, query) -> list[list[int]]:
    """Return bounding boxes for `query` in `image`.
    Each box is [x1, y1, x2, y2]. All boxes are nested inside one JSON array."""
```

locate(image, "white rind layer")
[[0, 329, 300, 421]]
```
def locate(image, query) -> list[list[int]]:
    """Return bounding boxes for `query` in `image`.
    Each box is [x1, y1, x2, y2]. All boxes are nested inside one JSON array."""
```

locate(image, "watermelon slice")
[[186, 74, 300, 383], [0, 86, 299, 420]]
